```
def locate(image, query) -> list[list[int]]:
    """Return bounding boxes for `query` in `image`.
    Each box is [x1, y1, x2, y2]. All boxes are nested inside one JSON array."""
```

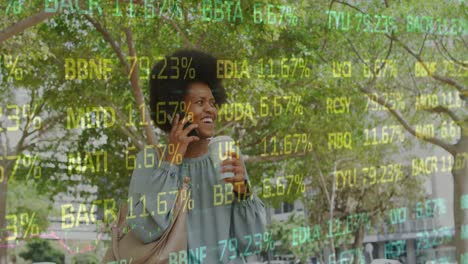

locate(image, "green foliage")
[[19, 238, 65, 264], [2, 0, 466, 261], [6, 180, 56, 235], [72, 252, 99, 264], [269, 214, 322, 262]]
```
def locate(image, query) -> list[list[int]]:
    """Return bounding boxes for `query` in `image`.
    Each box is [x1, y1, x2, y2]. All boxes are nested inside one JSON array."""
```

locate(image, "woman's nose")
[[204, 103, 217, 115]]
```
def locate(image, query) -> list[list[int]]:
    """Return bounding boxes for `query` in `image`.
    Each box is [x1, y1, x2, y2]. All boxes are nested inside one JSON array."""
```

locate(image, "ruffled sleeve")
[[127, 147, 180, 243], [229, 160, 267, 257]]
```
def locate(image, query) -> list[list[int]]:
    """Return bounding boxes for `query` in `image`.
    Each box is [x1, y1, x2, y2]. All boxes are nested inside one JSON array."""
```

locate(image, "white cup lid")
[[208, 136, 234, 145]]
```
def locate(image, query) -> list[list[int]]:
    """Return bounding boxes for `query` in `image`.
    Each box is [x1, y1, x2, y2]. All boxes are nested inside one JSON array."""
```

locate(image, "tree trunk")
[[0, 159, 17, 264], [453, 137, 468, 263], [352, 226, 364, 264], [0, 179, 8, 264]]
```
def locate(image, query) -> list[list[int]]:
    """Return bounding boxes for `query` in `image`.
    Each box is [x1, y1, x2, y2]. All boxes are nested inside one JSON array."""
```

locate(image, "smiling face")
[[183, 82, 218, 139]]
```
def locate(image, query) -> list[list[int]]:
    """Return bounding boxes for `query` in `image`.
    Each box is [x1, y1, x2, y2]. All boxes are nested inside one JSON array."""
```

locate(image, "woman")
[[127, 49, 266, 263]]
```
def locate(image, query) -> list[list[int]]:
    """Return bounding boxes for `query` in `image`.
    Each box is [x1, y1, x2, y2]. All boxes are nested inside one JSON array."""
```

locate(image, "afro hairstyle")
[[149, 49, 227, 132]]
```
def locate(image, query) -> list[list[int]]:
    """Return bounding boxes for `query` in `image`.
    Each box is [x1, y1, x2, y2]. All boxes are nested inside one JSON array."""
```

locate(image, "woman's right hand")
[[165, 113, 200, 164]]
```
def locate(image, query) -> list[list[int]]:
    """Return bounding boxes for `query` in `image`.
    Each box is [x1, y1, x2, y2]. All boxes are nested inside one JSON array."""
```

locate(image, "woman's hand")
[[165, 113, 200, 164], [221, 152, 248, 193]]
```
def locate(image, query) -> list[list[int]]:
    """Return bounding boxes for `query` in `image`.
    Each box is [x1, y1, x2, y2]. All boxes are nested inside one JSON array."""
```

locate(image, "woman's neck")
[[184, 138, 209, 158]]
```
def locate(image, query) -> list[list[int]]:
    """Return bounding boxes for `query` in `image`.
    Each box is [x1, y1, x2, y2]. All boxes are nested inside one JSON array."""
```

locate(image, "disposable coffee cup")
[[208, 136, 241, 180]]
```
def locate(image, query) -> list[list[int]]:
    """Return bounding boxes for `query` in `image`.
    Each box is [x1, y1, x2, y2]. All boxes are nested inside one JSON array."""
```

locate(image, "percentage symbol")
[[31, 105, 42, 129], [20, 212, 39, 239], [263, 232, 275, 250], [279, 6, 291, 25], [8, 156, 21, 183], [181, 190, 188, 212], [293, 96, 303, 115], [301, 134, 313, 152], [181, 57, 195, 79], [182, 101, 194, 120], [22, 154, 41, 180], [284, 6, 293, 25], [178, 101, 186, 113], [395, 164, 403, 181], [187, 198, 193, 210], [22, 104, 42, 130], [398, 127, 405, 142], [395, 92, 405, 110], [168, 143, 182, 164], [179, 100, 195, 126], [294, 174, 305, 193], [4, 55, 24, 81], [301, 134, 307, 152], [6, 0, 13, 14], [299, 59, 310, 78], [291, 14, 299, 26], [6, 0, 22, 15], [181, 190, 193, 212]]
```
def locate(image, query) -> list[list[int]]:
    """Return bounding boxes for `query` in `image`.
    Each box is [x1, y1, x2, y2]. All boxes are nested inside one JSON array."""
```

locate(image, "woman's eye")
[[196, 100, 203, 105]]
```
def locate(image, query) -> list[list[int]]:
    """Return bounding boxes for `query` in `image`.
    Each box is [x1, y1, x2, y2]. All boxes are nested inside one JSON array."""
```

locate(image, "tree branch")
[[84, 15, 130, 72], [336, 1, 365, 14], [125, 0, 194, 48], [385, 34, 467, 98], [417, 33, 429, 57], [343, 27, 457, 154], [160, 16, 194, 48], [244, 151, 309, 163], [109, 102, 145, 150], [117, 124, 144, 150], [344, 29, 394, 78], [337, 0, 466, 99], [88, 94, 146, 150], [424, 105, 462, 123], [85, 15, 159, 147], [26, 113, 67, 146], [311, 149, 331, 207], [216, 120, 236, 135], [435, 37, 468, 68], [356, 80, 456, 154], [123, 27, 159, 147], [0, 11, 55, 44]]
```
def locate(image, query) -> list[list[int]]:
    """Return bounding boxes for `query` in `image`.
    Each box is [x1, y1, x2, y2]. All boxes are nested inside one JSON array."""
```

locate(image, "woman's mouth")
[[200, 116, 214, 124]]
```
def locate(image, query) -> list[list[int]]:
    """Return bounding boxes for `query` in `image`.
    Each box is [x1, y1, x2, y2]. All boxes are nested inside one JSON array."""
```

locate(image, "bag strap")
[[156, 187, 188, 242], [111, 203, 128, 260], [110, 182, 190, 261]]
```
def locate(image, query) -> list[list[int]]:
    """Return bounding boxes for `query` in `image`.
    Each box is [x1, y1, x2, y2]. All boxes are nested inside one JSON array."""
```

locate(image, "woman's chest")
[[178, 162, 235, 210]]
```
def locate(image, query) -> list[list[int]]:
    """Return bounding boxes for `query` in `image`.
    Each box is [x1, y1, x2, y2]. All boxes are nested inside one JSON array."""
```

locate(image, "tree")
[[19, 238, 65, 264], [72, 252, 99, 264], [320, 1, 467, 261], [0, 0, 464, 263]]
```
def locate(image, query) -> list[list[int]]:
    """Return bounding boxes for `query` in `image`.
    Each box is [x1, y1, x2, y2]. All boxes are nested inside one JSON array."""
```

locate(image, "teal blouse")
[[127, 148, 266, 263]]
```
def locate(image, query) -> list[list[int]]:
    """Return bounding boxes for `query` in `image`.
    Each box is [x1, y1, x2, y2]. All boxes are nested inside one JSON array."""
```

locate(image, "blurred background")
[[0, 0, 466, 263]]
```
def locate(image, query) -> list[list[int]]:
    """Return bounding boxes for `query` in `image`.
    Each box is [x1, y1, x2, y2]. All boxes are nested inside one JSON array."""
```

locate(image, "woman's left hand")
[[221, 152, 247, 193]]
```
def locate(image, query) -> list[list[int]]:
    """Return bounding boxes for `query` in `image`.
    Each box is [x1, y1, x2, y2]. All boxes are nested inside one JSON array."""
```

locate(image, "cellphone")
[[169, 111, 199, 137]]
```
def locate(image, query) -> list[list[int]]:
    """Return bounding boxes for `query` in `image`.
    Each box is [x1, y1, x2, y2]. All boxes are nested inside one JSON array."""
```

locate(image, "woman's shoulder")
[[135, 145, 165, 159], [128, 145, 167, 192]]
